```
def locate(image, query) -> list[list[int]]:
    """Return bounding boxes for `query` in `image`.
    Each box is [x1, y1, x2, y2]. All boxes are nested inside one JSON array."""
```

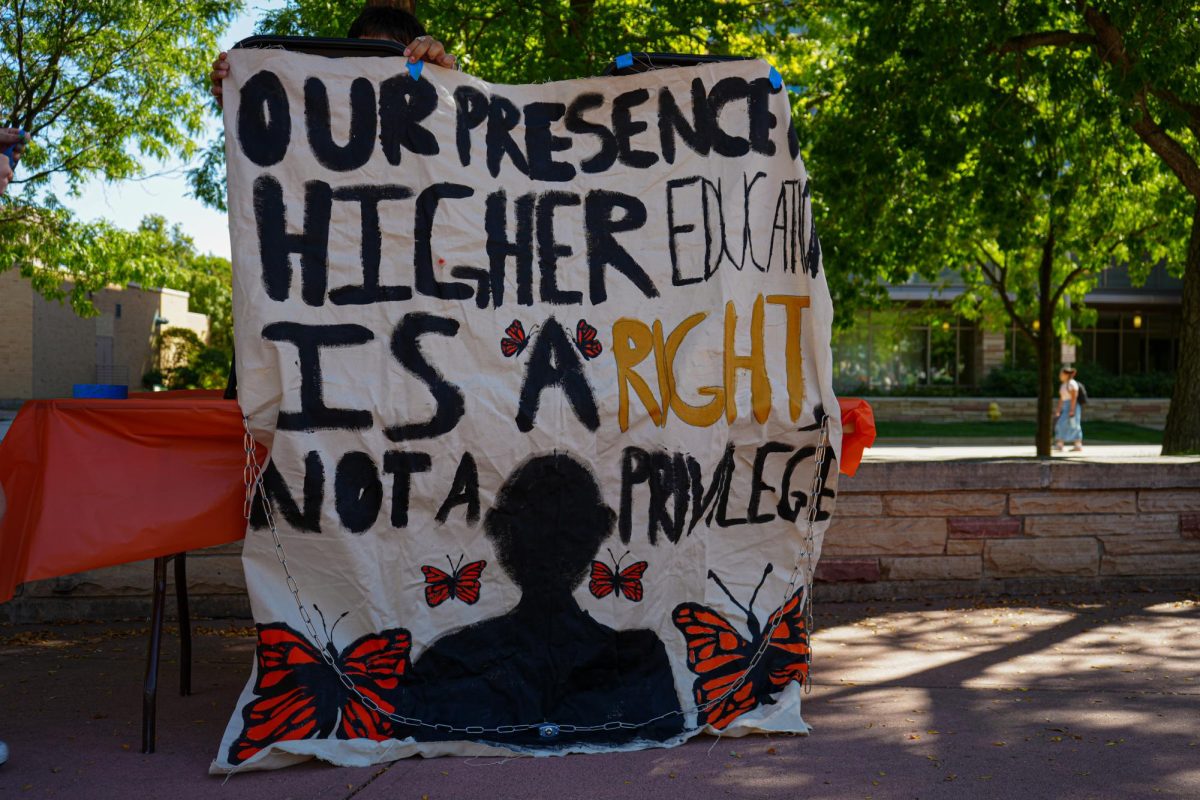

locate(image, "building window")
[[833, 310, 978, 392], [115, 303, 122, 319]]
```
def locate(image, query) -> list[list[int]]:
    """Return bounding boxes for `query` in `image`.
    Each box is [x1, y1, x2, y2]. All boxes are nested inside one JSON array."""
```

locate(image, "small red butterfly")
[[500, 320, 532, 358], [573, 318, 602, 360], [589, 548, 648, 602], [672, 564, 810, 730], [421, 554, 487, 607], [227, 607, 411, 765]]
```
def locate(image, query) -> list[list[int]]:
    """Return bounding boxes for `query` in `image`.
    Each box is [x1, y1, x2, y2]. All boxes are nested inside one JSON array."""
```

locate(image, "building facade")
[[0, 270, 209, 404], [832, 263, 1184, 393]]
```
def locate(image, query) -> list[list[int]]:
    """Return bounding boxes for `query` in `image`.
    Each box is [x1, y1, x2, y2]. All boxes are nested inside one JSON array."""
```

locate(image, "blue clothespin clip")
[[615, 52, 634, 70], [768, 66, 783, 90], [3, 128, 26, 168], [407, 60, 424, 81], [538, 723, 560, 739]]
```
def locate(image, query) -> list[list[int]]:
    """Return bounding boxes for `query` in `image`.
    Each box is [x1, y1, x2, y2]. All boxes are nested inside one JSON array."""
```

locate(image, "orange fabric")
[[0, 392, 873, 603], [838, 398, 876, 477], [0, 393, 262, 603]]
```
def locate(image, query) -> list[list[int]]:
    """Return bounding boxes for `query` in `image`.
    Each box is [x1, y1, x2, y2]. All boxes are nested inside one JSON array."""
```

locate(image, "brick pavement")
[[1, 592, 1197, 799]]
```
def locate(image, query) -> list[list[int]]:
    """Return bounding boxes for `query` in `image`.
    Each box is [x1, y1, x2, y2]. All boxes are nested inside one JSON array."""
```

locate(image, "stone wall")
[[864, 396, 1171, 427], [3, 458, 1197, 621], [819, 458, 1200, 600]]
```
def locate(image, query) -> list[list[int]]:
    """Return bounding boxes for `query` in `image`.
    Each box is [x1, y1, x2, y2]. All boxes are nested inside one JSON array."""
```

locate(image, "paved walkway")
[[1, 592, 1197, 799], [863, 442, 1187, 462]]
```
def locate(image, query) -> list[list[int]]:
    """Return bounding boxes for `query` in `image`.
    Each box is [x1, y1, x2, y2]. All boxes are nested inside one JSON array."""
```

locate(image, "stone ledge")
[[815, 558, 881, 583], [823, 517, 946, 556], [948, 517, 1022, 539], [984, 538, 1099, 577], [1025, 513, 1178, 538], [885, 492, 1006, 517], [1009, 490, 1136, 515], [1138, 489, 1200, 513]]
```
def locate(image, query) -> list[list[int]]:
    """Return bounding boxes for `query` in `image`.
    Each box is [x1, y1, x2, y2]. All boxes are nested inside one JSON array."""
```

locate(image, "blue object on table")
[[72, 384, 129, 400], [615, 52, 634, 70], [407, 60, 424, 81]]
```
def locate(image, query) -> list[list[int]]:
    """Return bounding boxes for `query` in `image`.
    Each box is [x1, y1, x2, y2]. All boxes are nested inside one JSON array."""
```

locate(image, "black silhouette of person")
[[401, 453, 684, 747]]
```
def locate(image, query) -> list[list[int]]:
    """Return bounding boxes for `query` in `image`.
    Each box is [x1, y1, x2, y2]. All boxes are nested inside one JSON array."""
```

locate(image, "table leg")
[[141, 556, 167, 754], [174, 553, 192, 696]]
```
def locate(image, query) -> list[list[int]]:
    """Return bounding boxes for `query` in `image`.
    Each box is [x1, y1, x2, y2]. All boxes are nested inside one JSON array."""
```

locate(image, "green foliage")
[[977, 364, 1174, 398], [0, 0, 240, 305], [150, 326, 229, 390]]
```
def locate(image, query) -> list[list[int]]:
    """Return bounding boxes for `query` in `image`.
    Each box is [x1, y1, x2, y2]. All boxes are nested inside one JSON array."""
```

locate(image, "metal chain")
[[241, 414, 830, 738]]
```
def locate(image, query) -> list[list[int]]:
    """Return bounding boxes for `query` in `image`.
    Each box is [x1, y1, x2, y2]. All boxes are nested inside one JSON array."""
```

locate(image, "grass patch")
[[874, 420, 1162, 444]]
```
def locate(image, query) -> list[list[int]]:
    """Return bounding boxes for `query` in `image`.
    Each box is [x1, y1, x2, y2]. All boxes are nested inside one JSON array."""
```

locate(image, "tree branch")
[[994, 30, 1096, 55]]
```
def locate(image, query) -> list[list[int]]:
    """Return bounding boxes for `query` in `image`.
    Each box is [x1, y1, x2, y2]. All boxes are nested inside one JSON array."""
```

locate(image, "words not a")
[[261, 293, 810, 439], [251, 438, 834, 544]]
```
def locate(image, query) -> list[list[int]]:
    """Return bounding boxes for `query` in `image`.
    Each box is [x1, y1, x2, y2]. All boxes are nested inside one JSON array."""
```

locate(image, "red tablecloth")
[[0, 393, 873, 603], [0, 391, 261, 603]]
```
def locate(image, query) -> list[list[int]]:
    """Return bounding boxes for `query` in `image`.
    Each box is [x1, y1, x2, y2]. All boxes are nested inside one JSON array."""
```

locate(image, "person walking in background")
[[1054, 366, 1083, 452]]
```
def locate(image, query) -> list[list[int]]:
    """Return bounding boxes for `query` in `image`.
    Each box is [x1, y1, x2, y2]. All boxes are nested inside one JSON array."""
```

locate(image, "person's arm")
[[1069, 383, 1078, 416], [210, 35, 457, 110], [0, 128, 26, 195]]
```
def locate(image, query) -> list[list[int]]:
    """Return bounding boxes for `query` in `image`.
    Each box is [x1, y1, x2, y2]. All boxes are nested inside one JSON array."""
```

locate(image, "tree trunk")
[[1036, 327, 1057, 457], [1161, 202, 1200, 454], [1034, 230, 1057, 457]]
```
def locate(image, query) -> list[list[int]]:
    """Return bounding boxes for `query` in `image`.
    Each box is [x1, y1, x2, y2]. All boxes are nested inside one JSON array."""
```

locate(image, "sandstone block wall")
[[819, 459, 1200, 600], [3, 459, 1197, 621]]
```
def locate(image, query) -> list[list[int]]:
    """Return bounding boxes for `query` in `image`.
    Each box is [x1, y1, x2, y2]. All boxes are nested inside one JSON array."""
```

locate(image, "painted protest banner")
[[214, 47, 842, 772]]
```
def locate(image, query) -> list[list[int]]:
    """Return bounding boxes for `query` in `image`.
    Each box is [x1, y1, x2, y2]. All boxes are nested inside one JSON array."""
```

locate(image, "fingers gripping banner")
[[215, 49, 841, 772]]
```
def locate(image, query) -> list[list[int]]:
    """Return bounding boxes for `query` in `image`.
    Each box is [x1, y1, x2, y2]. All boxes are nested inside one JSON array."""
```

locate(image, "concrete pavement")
[[1, 592, 1197, 799]]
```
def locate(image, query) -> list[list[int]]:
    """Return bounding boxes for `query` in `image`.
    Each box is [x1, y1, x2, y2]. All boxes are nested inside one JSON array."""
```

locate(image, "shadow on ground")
[[1, 591, 1196, 799]]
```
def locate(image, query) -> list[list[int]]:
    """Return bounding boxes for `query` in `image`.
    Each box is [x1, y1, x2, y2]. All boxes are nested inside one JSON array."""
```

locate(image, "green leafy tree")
[[1, 0, 241, 308], [798, 2, 1190, 455], [984, 2, 1200, 453]]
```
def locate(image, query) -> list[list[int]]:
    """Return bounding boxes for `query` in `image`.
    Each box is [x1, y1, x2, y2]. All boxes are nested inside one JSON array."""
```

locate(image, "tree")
[[190, 0, 820, 207], [988, 2, 1200, 453], [796, 2, 1187, 455], [1, 0, 241, 309]]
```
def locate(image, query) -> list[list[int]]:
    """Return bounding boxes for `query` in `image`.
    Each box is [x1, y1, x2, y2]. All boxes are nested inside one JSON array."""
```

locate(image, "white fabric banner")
[[215, 48, 841, 772]]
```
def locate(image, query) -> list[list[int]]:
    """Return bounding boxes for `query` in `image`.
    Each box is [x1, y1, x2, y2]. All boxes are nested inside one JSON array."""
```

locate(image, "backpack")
[[1075, 380, 1088, 406]]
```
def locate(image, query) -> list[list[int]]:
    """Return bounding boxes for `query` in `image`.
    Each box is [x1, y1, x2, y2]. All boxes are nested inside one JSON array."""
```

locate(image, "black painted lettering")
[[485, 190, 535, 307], [565, 93, 617, 174], [384, 313, 465, 441], [379, 73, 440, 164], [238, 70, 291, 167], [516, 317, 600, 432], [414, 182, 475, 300], [328, 185, 414, 305], [435, 452, 480, 524], [304, 77, 376, 171], [383, 450, 432, 528], [249, 452, 324, 533], [524, 101, 576, 182], [536, 191, 583, 305], [748, 442, 792, 523], [612, 88, 658, 169], [658, 79, 713, 163], [584, 190, 656, 304], [261, 322, 374, 431], [334, 451, 382, 533], [486, 94, 530, 178], [254, 175, 332, 306]]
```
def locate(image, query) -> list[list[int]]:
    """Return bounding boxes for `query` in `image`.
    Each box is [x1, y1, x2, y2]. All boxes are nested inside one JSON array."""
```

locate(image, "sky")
[[39, 1, 287, 261]]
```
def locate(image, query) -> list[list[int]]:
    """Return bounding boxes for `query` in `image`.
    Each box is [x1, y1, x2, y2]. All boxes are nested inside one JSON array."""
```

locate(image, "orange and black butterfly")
[[227, 607, 411, 765], [500, 320, 533, 358], [672, 564, 810, 730], [589, 548, 648, 602], [421, 554, 487, 607], [573, 319, 602, 360]]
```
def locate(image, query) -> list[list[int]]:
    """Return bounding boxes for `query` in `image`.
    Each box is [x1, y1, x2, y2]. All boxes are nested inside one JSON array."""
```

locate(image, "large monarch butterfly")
[[672, 564, 810, 730], [228, 607, 411, 765]]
